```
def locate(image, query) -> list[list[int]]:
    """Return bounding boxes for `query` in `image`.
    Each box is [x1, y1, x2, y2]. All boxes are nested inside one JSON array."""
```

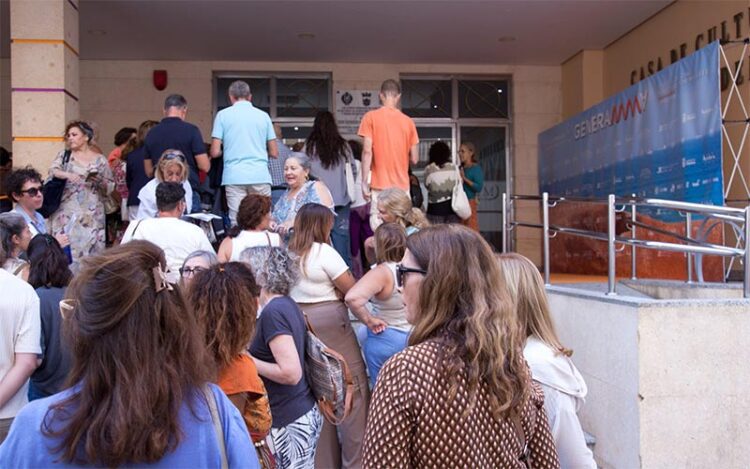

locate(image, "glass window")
[[460, 126, 507, 250], [280, 125, 312, 149], [414, 126, 453, 170], [276, 78, 330, 117], [458, 79, 509, 119], [216, 78, 271, 113], [401, 79, 452, 118]]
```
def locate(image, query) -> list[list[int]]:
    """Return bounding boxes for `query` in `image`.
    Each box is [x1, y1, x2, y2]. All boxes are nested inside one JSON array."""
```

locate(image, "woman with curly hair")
[[0, 241, 258, 467], [187, 262, 272, 458], [362, 225, 560, 468], [244, 246, 323, 469]]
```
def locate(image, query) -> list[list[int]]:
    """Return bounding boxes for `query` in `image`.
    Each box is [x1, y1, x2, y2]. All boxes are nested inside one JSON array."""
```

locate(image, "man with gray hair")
[[210, 80, 278, 225]]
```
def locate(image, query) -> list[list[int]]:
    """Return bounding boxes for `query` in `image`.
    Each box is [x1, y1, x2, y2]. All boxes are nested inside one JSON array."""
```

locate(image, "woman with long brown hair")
[[363, 225, 560, 468], [288, 203, 369, 469], [0, 241, 259, 468], [498, 253, 595, 469], [188, 262, 273, 462]]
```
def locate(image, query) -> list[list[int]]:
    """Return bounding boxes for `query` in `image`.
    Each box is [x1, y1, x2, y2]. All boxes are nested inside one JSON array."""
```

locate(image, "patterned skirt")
[[269, 405, 323, 469]]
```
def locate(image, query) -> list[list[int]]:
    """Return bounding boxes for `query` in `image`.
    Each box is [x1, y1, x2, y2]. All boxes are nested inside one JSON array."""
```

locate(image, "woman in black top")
[[244, 246, 322, 469]]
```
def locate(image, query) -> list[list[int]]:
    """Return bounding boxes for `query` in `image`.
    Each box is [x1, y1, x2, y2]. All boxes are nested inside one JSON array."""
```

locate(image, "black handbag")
[[39, 150, 71, 218]]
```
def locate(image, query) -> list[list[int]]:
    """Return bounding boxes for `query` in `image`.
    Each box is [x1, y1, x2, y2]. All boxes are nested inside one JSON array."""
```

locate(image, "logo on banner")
[[574, 92, 649, 140], [362, 92, 372, 107], [341, 92, 353, 106]]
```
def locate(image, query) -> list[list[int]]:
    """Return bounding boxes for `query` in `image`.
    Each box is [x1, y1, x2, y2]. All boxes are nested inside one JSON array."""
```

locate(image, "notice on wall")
[[334, 90, 380, 138]]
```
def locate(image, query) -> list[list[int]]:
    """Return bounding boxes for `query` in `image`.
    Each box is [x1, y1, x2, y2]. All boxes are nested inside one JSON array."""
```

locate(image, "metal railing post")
[[744, 206, 750, 298], [607, 194, 617, 295], [685, 213, 693, 283], [502, 193, 508, 253], [631, 194, 637, 280], [542, 192, 551, 285]]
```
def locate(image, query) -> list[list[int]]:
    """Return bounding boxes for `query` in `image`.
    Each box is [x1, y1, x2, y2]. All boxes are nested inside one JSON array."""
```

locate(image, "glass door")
[[459, 125, 508, 250]]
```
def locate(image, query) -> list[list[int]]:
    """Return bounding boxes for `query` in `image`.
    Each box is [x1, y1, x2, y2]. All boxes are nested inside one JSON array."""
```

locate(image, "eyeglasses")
[[179, 266, 206, 277], [19, 186, 43, 197], [59, 299, 76, 319], [396, 264, 427, 288]]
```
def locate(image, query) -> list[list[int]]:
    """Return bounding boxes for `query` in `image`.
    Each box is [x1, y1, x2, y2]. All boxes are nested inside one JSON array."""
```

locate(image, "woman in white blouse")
[[135, 149, 193, 220], [498, 253, 597, 469], [288, 202, 368, 469]]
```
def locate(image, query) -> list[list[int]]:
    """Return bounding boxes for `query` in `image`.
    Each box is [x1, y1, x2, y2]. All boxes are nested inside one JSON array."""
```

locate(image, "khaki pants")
[[225, 183, 272, 226], [299, 301, 370, 469]]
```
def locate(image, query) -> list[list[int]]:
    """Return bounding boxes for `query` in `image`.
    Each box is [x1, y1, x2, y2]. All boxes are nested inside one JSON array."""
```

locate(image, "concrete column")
[[10, 0, 79, 170], [561, 50, 604, 119]]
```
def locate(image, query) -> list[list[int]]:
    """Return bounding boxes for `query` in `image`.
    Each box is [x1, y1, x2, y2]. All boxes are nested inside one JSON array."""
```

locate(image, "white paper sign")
[[334, 90, 380, 137]]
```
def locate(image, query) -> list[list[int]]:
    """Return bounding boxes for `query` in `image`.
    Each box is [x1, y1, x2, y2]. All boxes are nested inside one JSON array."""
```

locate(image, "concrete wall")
[[548, 285, 750, 468], [76, 60, 559, 263]]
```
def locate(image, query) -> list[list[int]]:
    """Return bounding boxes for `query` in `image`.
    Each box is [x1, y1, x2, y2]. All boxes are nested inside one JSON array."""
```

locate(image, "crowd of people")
[[0, 79, 596, 468]]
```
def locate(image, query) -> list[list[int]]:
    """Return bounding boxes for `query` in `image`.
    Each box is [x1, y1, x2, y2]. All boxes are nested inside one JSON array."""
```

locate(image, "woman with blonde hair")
[[498, 253, 595, 469], [345, 223, 409, 387], [288, 203, 368, 469], [363, 224, 559, 468], [135, 149, 194, 219], [364, 187, 428, 263]]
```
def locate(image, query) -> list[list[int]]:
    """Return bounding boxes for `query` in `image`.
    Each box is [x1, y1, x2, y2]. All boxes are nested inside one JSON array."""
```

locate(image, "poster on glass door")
[[335, 90, 380, 137]]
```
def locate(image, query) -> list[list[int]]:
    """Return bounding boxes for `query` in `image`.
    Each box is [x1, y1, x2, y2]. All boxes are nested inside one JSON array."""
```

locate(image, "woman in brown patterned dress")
[[362, 224, 561, 469]]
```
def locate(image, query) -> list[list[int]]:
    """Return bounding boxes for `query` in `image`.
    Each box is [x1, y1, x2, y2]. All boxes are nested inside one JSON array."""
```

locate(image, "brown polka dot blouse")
[[363, 340, 561, 469]]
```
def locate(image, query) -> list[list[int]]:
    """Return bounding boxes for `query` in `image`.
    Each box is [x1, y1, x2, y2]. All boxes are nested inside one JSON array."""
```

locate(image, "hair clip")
[[152, 263, 174, 293]]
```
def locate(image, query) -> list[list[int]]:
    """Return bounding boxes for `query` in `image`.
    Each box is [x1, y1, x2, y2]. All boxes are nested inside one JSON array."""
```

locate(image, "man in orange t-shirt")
[[358, 79, 419, 230]]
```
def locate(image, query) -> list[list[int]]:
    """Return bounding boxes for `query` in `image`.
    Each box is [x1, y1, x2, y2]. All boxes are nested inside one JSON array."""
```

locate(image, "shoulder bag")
[[303, 314, 354, 425], [40, 150, 71, 218], [202, 386, 229, 469], [451, 165, 472, 220]]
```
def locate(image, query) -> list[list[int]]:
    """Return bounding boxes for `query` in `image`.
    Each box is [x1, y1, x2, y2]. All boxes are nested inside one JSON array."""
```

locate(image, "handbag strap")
[[265, 231, 272, 247], [202, 386, 229, 469], [62, 150, 71, 170], [510, 410, 532, 469]]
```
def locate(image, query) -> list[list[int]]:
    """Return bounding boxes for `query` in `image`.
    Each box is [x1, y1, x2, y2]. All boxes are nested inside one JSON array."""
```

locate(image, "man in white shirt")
[[0, 249, 41, 443], [121, 182, 214, 275]]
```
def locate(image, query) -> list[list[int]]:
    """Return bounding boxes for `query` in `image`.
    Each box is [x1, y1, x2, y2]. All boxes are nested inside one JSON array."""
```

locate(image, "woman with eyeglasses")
[[6, 166, 63, 244], [135, 149, 194, 220], [0, 212, 32, 280], [498, 253, 596, 469], [0, 241, 259, 468], [26, 234, 74, 401], [287, 203, 368, 469], [48, 120, 115, 272], [344, 223, 408, 388], [363, 224, 560, 468], [179, 250, 218, 286]]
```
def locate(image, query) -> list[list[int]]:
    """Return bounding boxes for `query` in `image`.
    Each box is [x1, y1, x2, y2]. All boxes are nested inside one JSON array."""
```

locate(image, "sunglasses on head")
[[395, 264, 427, 288], [19, 186, 43, 197], [162, 151, 186, 162]]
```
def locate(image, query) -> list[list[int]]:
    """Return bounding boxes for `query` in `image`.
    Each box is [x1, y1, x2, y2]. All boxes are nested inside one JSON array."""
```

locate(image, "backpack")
[[303, 314, 353, 425]]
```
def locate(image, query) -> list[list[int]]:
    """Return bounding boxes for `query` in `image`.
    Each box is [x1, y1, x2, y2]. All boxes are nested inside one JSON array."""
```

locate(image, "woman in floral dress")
[[48, 121, 114, 272]]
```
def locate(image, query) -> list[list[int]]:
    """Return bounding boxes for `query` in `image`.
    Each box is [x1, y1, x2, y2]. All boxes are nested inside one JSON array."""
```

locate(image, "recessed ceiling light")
[[297, 33, 315, 40], [88, 29, 107, 36], [294, 126, 299, 131], [497, 89, 504, 94], [497, 36, 516, 43]]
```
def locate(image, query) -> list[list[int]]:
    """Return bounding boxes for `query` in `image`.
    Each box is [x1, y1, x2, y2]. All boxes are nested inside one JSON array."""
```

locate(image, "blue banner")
[[539, 41, 722, 222]]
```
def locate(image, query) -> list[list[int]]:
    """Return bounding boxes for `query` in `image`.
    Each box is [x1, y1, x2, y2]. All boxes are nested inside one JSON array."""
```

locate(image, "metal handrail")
[[502, 192, 750, 298]]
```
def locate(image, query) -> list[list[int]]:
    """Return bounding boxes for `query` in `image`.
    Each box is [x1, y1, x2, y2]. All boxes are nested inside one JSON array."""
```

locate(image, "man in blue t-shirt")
[[210, 80, 278, 226], [144, 94, 210, 213]]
